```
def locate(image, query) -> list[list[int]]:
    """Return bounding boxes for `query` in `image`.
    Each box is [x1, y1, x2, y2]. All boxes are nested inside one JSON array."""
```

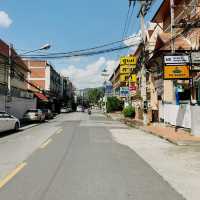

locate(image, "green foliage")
[[87, 88, 104, 104], [106, 96, 123, 113], [123, 105, 135, 118]]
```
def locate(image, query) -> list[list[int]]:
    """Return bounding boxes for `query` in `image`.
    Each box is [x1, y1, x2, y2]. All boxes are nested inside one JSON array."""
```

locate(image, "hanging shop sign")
[[191, 52, 200, 64], [105, 85, 113, 96], [129, 83, 137, 92], [120, 65, 136, 74], [164, 55, 189, 64], [164, 65, 190, 79], [120, 87, 129, 97], [120, 56, 137, 66], [120, 74, 137, 82]]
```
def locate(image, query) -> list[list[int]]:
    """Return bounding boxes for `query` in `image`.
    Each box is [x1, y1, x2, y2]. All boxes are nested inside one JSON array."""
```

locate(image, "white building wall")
[[7, 97, 37, 119], [45, 66, 50, 91], [0, 94, 37, 119]]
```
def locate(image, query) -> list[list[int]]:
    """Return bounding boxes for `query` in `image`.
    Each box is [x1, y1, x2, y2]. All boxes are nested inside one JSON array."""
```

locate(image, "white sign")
[[191, 52, 200, 64], [164, 55, 189, 64]]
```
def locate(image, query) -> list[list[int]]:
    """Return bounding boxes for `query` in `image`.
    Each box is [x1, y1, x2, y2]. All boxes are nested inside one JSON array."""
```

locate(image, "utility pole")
[[128, 0, 154, 125], [6, 43, 13, 112], [140, 4, 147, 126], [8, 43, 12, 95], [170, 0, 175, 53]]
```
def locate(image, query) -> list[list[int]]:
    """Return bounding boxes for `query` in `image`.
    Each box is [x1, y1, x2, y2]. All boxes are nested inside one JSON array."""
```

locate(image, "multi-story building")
[[109, 56, 137, 99], [60, 76, 74, 107], [24, 60, 62, 112], [130, 0, 200, 132], [0, 39, 36, 119]]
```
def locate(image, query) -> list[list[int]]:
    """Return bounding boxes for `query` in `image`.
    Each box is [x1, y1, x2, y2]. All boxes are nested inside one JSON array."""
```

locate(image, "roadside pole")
[[101, 69, 109, 113], [8, 44, 11, 93], [170, 0, 175, 53], [6, 43, 12, 112], [140, 7, 147, 126]]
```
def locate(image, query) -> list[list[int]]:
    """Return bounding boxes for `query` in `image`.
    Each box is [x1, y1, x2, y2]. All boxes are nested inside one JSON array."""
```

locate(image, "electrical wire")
[[18, 35, 139, 57], [124, 1, 136, 39], [20, 43, 141, 59], [121, 6, 131, 41]]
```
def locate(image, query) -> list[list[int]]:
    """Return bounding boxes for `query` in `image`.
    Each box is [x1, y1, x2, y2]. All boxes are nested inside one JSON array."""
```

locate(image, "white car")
[[77, 106, 84, 112], [23, 109, 45, 122], [60, 107, 68, 113], [0, 111, 20, 132]]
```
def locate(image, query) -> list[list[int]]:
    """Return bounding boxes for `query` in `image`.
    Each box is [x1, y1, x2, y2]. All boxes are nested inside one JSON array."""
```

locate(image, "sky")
[[0, 0, 162, 89]]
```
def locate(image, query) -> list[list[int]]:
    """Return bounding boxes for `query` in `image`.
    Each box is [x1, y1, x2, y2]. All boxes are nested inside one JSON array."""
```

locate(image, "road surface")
[[0, 111, 184, 200]]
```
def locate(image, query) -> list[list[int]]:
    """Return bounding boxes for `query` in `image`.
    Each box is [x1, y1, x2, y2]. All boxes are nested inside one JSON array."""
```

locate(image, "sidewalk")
[[107, 112, 200, 146]]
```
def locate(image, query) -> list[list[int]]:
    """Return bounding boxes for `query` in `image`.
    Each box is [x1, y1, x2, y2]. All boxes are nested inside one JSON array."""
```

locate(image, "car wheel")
[[14, 122, 19, 132]]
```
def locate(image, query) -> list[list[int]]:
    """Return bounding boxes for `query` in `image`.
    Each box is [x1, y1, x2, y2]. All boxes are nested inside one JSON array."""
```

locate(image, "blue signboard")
[[105, 85, 113, 95], [120, 87, 129, 97]]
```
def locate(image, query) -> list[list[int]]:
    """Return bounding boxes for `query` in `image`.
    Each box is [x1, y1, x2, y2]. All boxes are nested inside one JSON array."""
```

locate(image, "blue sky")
[[0, 0, 162, 89]]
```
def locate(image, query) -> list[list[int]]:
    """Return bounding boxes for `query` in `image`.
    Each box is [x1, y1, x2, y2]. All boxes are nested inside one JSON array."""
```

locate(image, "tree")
[[87, 87, 104, 105], [106, 96, 123, 113]]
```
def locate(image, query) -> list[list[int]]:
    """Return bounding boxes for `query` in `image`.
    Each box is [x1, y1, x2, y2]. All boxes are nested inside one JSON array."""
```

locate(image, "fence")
[[159, 103, 191, 129]]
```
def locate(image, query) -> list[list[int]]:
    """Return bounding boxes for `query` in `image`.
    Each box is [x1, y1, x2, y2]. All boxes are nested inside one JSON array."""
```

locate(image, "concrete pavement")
[[0, 111, 184, 199]]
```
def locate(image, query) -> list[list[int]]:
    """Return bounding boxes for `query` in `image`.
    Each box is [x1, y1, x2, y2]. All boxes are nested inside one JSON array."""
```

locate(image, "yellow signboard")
[[120, 56, 137, 66], [164, 65, 190, 79], [120, 65, 136, 74], [120, 74, 137, 82]]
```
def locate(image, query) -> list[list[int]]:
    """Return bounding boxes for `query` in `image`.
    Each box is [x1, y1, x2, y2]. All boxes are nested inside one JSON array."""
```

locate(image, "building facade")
[[24, 60, 62, 112], [0, 39, 36, 119], [109, 0, 200, 134]]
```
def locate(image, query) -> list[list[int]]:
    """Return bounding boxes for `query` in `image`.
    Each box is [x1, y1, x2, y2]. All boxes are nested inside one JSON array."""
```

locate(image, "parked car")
[[61, 107, 72, 113], [60, 107, 68, 113], [41, 109, 53, 119], [77, 105, 84, 112], [0, 111, 20, 132], [23, 109, 45, 122]]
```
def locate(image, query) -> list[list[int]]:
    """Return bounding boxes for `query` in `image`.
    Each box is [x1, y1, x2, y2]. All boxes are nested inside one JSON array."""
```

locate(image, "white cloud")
[[60, 57, 118, 89], [0, 11, 12, 28]]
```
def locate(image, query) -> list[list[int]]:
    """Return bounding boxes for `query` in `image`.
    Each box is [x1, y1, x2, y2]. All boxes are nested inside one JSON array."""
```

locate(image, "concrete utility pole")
[[8, 43, 12, 95], [140, 4, 148, 126], [170, 0, 175, 53], [5, 43, 13, 112]]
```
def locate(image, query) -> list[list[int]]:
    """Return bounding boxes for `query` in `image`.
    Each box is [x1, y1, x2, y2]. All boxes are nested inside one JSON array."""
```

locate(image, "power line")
[[18, 35, 139, 57], [121, 6, 131, 41], [20, 43, 141, 59], [124, 1, 136, 39]]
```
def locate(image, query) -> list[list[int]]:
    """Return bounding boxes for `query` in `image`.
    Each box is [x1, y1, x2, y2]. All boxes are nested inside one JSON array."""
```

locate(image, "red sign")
[[129, 83, 136, 92]]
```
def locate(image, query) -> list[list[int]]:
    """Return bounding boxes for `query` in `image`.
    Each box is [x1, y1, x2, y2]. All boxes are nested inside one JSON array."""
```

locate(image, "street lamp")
[[19, 43, 51, 55]]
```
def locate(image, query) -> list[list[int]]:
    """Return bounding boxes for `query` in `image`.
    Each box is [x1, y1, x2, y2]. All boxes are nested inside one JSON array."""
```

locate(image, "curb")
[[106, 114, 200, 146]]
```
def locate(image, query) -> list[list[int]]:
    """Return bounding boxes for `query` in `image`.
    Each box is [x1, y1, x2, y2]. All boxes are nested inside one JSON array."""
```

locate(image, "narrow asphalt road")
[[0, 111, 184, 200]]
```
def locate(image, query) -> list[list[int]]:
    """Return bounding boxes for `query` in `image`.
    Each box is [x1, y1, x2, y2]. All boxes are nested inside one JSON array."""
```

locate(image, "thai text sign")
[[120, 65, 136, 74], [164, 55, 189, 64], [120, 56, 137, 66], [164, 65, 190, 79], [120, 74, 137, 82]]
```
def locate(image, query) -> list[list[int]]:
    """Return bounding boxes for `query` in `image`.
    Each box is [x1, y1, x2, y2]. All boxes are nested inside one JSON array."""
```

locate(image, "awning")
[[34, 92, 48, 101]]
